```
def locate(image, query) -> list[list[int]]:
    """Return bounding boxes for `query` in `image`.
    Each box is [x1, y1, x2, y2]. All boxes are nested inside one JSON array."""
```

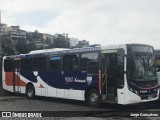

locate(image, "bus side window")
[[4, 59, 13, 72], [21, 58, 33, 71], [63, 54, 79, 71], [33, 57, 47, 71], [49, 56, 61, 71], [80, 52, 98, 74]]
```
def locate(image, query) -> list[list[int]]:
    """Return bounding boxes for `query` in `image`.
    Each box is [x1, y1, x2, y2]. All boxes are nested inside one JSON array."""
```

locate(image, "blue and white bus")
[[2, 44, 159, 107]]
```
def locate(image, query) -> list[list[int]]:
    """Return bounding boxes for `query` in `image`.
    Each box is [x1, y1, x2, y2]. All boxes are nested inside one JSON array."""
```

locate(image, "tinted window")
[[49, 56, 61, 71], [63, 54, 79, 71], [81, 52, 98, 73], [127, 45, 153, 53], [4, 59, 13, 72], [21, 58, 33, 71], [117, 51, 124, 88], [33, 57, 47, 71]]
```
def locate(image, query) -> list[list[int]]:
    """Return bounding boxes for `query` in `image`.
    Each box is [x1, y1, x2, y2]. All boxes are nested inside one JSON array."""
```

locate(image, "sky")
[[1, 0, 160, 49]]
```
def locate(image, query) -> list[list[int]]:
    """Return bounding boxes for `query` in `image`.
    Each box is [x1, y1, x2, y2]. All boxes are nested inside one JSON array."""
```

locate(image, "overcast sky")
[[1, 0, 160, 49]]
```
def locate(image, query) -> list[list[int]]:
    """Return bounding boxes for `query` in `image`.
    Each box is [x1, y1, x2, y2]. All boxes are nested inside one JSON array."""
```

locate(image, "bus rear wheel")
[[87, 89, 101, 107], [26, 85, 35, 99]]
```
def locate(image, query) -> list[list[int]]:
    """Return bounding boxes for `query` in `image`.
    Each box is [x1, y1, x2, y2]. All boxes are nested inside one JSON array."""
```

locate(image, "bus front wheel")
[[87, 89, 101, 107], [26, 85, 35, 99]]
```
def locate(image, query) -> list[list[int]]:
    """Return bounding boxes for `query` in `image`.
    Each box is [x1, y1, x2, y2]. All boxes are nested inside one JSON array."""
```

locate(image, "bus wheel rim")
[[90, 94, 98, 103], [28, 88, 33, 97]]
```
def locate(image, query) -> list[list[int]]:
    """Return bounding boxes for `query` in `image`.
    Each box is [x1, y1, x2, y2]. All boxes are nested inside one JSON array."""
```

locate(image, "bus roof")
[[29, 48, 71, 54], [3, 43, 153, 59]]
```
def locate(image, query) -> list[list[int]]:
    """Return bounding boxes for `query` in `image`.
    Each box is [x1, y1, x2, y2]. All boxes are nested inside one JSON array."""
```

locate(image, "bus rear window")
[[4, 59, 13, 72]]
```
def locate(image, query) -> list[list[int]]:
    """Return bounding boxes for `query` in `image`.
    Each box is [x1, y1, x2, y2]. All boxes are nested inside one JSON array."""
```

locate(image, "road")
[[0, 95, 159, 120]]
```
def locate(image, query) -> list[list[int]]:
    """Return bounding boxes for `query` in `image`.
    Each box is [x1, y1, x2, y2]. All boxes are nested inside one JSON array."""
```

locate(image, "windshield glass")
[[127, 53, 157, 81]]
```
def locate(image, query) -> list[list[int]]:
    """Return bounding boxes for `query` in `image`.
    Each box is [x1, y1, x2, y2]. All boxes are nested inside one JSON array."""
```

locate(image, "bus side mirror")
[[117, 48, 125, 89]]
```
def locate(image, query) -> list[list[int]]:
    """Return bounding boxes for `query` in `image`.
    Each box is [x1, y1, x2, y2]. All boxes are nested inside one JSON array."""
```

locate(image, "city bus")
[[2, 44, 159, 107], [154, 50, 160, 97]]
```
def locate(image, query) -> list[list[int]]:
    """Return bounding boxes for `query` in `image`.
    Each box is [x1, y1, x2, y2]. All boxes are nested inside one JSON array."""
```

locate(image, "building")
[[32, 31, 43, 48], [54, 33, 66, 39], [7, 25, 20, 32], [1, 23, 92, 52], [0, 23, 7, 35], [8, 30, 26, 45], [43, 33, 54, 43], [78, 40, 89, 48], [69, 38, 79, 48], [0, 23, 7, 55], [26, 31, 50, 48], [3, 25, 27, 45]]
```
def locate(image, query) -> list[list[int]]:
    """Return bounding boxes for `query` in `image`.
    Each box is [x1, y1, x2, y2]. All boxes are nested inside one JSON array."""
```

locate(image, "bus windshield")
[[127, 45, 157, 81], [127, 53, 157, 81]]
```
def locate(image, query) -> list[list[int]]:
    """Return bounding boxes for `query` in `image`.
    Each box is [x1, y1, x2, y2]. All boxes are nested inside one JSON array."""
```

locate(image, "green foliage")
[[16, 40, 38, 54], [48, 37, 70, 48], [16, 38, 28, 54], [0, 32, 70, 55], [26, 32, 32, 42], [27, 42, 37, 52], [0, 35, 15, 55]]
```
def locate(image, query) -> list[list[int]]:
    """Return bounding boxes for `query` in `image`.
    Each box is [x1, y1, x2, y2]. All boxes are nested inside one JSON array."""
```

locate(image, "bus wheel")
[[26, 85, 35, 99], [87, 89, 101, 107]]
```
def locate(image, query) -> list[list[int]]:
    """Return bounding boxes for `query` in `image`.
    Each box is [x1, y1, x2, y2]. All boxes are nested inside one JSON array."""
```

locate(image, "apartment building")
[[78, 40, 89, 48], [7, 25, 20, 32], [0, 23, 7, 35], [8, 30, 26, 45], [43, 33, 54, 43], [69, 38, 79, 48], [6, 26, 26, 45]]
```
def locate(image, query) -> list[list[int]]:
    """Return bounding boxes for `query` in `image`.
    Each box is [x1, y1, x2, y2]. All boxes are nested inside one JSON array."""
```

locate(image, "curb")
[[0, 96, 25, 102]]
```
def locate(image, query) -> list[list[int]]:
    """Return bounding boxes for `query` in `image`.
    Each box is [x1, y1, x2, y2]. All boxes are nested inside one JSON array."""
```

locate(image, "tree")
[[26, 32, 32, 42], [46, 37, 52, 45], [16, 38, 28, 54], [27, 42, 37, 52], [49, 35, 70, 48], [33, 30, 39, 38], [1, 35, 15, 55]]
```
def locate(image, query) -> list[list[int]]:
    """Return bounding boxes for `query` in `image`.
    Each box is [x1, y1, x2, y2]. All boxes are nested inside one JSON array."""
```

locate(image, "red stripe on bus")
[[98, 70, 101, 92], [5, 72, 13, 86], [39, 84, 45, 88], [5, 72, 27, 86], [15, 74, 27, 86]]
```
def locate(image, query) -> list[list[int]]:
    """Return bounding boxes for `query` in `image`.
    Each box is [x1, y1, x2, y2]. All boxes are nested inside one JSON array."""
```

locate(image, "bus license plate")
[[148, 96, 153, 99]]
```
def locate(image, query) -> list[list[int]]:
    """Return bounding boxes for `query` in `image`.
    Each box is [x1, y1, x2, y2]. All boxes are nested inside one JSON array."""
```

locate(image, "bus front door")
[[13, 60, 21, 93], [102, 53, 117, 103]]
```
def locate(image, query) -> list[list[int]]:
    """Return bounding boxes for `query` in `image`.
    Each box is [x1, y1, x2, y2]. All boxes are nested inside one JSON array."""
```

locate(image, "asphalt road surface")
[[0, 96, 159, 120]]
